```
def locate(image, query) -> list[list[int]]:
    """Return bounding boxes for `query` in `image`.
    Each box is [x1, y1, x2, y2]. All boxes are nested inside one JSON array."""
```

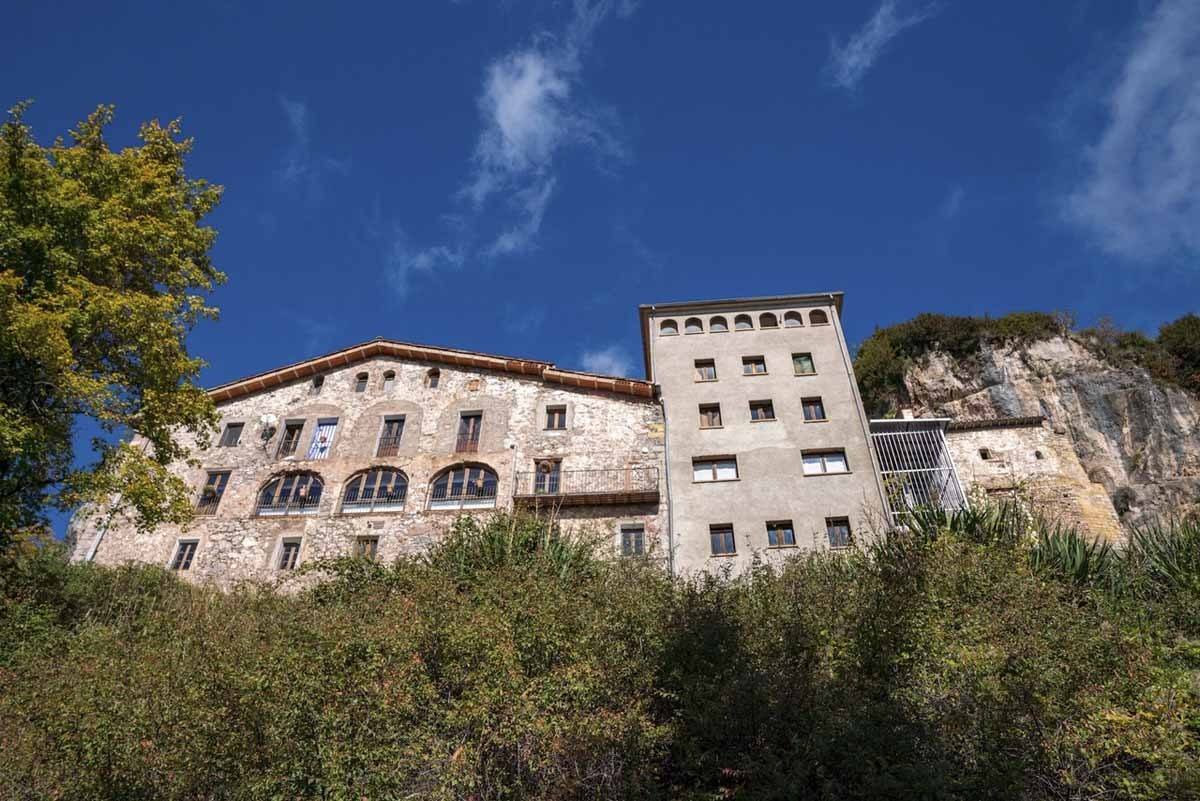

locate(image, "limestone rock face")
[[901, 336, 1200, 526]]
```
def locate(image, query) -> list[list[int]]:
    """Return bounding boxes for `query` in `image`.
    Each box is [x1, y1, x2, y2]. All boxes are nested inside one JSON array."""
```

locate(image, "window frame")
[[170, 540, 199, 570], [456, 411, 483, 452], [809, 309, 830, 326], [766, 520, 796, 548], [759, 312, 779, 329], [277, 420, 305, 458], [341, 467, 409, 514], [801, 397, 827, 422], [659, 319, 679, 336], [783, 311, 804, 328], [278, 538, 302, 570], [709, 316, 729, 333], [742, 356, 767, 375], [196, 470, 230, 515], [699, 403, 723, 429], [684, 317, 704, 335], [354, 536, 380, 560], [792, 352, 817, 376], [429, 464, 500, 510], [256, 472, 324, 516], [354, 372, 369, 393], [802, 450, 850, 476], [382, 370, 396, 392], [425, 368, 441, 389], [694, 359, 718, 382], [826, 517, 853, 549], [620, 524, 646, 557], [733, 314, 754, 331], [377, 415, 406, 456], [545, 405, 567, 431], [709, 524, 736, 556], [692, 456, 739, 482], [218, 422, 244, 447], [749, 400, 776, 422]]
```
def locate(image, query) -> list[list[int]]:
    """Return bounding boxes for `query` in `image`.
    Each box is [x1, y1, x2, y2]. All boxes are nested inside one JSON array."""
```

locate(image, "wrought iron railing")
[[455, 433, 480, 453], [428, 481, 498, 509], [376, 434, 403, 457], [255, 494, 322, 516], [277, 434, 301, 458], [195, 493, 222, 516], [342, 486, 408, 513], [512, 467, 659, 497]]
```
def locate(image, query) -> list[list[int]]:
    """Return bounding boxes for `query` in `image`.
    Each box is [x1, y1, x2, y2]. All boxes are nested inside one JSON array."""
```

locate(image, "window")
[[710, 316, 728, 333], [660, 319, 678, 336], [457, 412, 482, 452], [354, 372, 369, 393], [742, 356, 767, 375], [341, 468, 408, 513], [256, 472, 324, 515], [734, 314, 753, 331], [307, 418, 338, 460], [979, 448, 993, 460], [354, 537, 379, 560], [693, 457, 738, 482], [793, 353, 816, 375], [767, 520, 796, 548], [695, 359, 717, 381], [429, 464, 499, 509], [310, 375, 324, 395], [218, 422, 244, 447], [749, 400, 775, 421], [710, 524, 736, 556], [621, 525, 645, 557], [1034, 450, 1044, 460], [170, 540, 198, 570], [784, 311, 803, 328], [545, 405, 567, 430], [277, 421, 304, 458], [377, 416, 405, 456], [426, 368, 440, 389], [196, 470, 230, 515], [810, 309, 829, 325], [699, 404, 722, 428], [759, 312, 778, 328], [826, 517, 853, 549], [534, 460, 561, 494], [802, 397, 827, 422], [278, 539, 301, 570], [684, 317, 704, 334], [382, 370, 396, 392], [803, 450, 849, 475]]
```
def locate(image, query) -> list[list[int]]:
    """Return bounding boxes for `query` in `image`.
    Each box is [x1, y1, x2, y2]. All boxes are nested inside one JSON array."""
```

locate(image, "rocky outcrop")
[[900, 336, 1200, 527]]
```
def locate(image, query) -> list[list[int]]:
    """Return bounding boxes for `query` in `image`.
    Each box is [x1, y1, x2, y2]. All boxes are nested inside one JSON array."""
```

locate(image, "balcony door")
[[457, 412, 482, 452]]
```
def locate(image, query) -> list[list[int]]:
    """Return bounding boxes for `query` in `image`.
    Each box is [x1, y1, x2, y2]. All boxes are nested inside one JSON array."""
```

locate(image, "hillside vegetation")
[[3, 510, 1200, 800]]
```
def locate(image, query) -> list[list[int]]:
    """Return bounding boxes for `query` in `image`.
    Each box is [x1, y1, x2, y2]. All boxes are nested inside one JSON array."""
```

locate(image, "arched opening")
[[809, 309, 829, 325], [382, 370, 396, 392], [342, 467, 408, 513], [354, 372, 369, 393], [256, 471, 323, 516], [759, 312, 778, 328], [429, 464, 499, 509], [425, 368, 440, 389], [660, 319, 679, 336], [684, 317, 704, 334], [783, 311, 803, 327], [734, 314, 753, 331], [710, 316, 728, 332]]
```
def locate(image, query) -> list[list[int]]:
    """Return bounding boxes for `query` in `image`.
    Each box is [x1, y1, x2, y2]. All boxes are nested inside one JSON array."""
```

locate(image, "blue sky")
[[5, 0, 1200, 382]]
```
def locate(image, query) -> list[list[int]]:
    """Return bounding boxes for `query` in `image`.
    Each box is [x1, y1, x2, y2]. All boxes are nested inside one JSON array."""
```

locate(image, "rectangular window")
[[767, 520, 796, 548], [802, 450, 849, 475], [196, 470, 230, 515], [793, 353, 816, 375], [277, 421, 304, 458], [457, 412, 482, 452], [826, 517, 853, 549], [621, 525, 645, 557], [354, 373, 368, 393], [802, 397, 827, 421], [545, 405, 567, 430], [709, 524, 736, 556], [310, 375, 324, 395], [749, 400, 775, 421], [699, 403, 722, 428], [534, 459, 561, 494], [693, 457, 738, 482], [694, 359, 717, 381], [354, 536, 379, 560], [742, 356, 767, 375], [307, 418, 338, 460], [218, 423, 244, 447], [377, 416, 405, 456], [170, 540, 198, 570], [278, 539, 301, 570]]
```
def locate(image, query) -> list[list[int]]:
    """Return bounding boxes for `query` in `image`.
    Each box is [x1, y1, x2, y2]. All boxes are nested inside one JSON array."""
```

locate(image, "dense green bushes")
[[2, 510, 1199, 799]]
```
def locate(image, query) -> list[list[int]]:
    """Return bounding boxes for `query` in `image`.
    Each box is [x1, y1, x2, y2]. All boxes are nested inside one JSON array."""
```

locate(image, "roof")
[[206, 337, 656, 404], [946, 415, 1046, 432], [869, 418, 953, 433]]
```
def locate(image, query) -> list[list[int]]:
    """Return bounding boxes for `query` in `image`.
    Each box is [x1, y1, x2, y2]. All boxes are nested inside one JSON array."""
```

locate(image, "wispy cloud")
[[826, 1, 940, 91], [1064, 0, 1200, 263], [275, 97, 348, 203], [578, 344, 635, 377], [938, 185, 965, 220]]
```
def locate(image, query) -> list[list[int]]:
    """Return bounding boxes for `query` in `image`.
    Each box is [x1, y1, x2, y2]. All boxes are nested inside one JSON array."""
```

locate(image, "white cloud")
[[826, 1, 940, 91], [275, 97, 348, 203], [578, 344, 635, 377], [485, 177, 556, 257], [1065, 0, 1200, 263]]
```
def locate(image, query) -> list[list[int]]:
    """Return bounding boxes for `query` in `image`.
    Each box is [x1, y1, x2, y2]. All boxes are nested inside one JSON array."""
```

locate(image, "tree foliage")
[[0, 102, 223, 545]]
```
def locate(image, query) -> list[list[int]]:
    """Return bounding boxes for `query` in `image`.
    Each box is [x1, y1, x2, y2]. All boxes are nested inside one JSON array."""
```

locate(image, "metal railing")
[[342, 486, 408, 513], [255, 494, 322, 516], [455, 433, 480, 453], [277, 433, 301, 458], [870, 422, 967, 523], [428, 481, 498, 509], [513, 467, 659, 497], [195, 494, 222, 516], [376, 434, 403, 457]]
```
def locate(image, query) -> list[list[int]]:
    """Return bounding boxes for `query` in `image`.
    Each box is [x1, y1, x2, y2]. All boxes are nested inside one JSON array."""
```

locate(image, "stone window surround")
[[536, 400, 575, 432], [168, 537, 201, 570], [270, 535, 305, 571]]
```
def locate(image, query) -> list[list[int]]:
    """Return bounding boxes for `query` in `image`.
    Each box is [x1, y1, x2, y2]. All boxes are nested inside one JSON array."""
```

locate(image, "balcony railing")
[[255, 494, 322, 516], [428, 481, 497, 510], [455, 433, 480, 453], [195, 493, 222, 516], [342, 486, 408, 513], [376, 434, 403, 457], [513, 467, 659, 506]]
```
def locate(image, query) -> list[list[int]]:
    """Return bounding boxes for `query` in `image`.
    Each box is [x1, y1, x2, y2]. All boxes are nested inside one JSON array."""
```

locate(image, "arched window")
[[425, 368, 440, 389], [759, 312, 778, 328], [810, 309, 829, 325], [382, 370, 396, 392], [311, 375, 325, 395], [354, 372, 369, 393], [429, 464, 499, 510], [342, 468, 408, 513], [734, 314, 753, 331], [710, 316, 728, 332], [660, 319, 679, 336], [684, 317, 704, 334], [784, 311, 803, 327], [256, 472, 323, 516]]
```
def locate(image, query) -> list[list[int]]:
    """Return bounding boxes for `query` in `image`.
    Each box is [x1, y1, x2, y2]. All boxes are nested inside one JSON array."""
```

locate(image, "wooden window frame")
[[545, 405, 567, 431], [749, 400, 776, 422], [801, 397, 827, 422], [170, 540, 199, 570], [826, 517, 853, 549], [218, 423, 244, 447], [766, 520, 796, 548], [792, 352, 817, 376], [694, 359, 718, 382], [709, 524, 736, 556], [742, 356, 767, 375]]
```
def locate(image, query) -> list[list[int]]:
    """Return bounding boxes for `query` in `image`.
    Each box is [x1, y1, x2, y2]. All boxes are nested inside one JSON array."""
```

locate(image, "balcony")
[[376, 434, 403, 457], [455, 433, 480, 453], [255, 494, 322, 517], [513, 467, 659, 507], [195, 494, 222, 516]]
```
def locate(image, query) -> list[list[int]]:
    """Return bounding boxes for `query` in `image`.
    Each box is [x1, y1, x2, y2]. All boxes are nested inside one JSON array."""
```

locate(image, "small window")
[[810, 309, 829, 326], [354, 372, 369, 393], [685, 317, 704, 334], [759, 312, 778, 328], [307, 418, 338, 460], [979, 448, 992, 460], [218, 423, 244, 447], [710, 524, 736, 556], [699, 404, 722, 429], [621, 525, 645, 557], [767, 520, 796, 548], [734, 314, 753, 331], [382, 370, 396, 392], [545, 405, 567, 430], [278, 539, 301, 570], [311, 375, 325, 395], [742, 356, 767, 375], [803, 450, 849, 475], [277, 421, 305, 458], [695, 359, 717, 381], [457, 412, 482, 452], [660, 319, 679, 336], [802, 397, 827, 422], [170, 540, 198, 570], [354, 536, 379, 560], [693, 457, 738, 482], [784, 311, 803, 328], [709, 316, 729, 333], [377, 416, 406, 456], [826, 517, 853, 549], [426, 368, 440, 389], [1034, 450, 1044, 460], [196, 470, 230, 515], [793, 353, 816, 375], [749, 400, 775, 421]]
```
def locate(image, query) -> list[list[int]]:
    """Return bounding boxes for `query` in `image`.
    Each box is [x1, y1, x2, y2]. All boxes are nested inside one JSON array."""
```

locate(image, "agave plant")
[[1028, 524, 1114, 588], [908, 500, 1031, 547], [425, 512, 602, 583], [1124, 519, 1200, 596]]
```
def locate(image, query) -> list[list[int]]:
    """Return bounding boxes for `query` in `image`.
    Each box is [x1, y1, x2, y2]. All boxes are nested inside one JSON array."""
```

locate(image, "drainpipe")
[[657, 390, 676, 578]]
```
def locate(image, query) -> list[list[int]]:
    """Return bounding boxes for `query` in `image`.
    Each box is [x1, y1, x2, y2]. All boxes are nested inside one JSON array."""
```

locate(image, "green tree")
[[0, 102, 223, 547], [1158, 313, 1200, 392]]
